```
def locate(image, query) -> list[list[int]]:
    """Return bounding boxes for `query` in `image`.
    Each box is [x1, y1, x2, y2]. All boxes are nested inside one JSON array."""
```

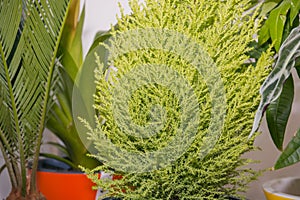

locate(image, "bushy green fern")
[[83, 0, 273, 199]]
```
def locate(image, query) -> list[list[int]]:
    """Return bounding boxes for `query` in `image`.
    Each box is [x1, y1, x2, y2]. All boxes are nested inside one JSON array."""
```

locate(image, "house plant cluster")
[[80, 0, 274, 199], [3, 0, 296, 199]]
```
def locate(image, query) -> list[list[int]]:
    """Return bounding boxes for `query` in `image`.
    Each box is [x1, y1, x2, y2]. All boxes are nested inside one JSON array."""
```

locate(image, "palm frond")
[[0, 0, 23, 187], [0, 0, 71, 196]]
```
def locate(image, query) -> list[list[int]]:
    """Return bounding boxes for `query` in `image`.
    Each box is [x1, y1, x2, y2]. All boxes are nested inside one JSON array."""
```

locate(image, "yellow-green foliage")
[[84, 0, 273, 199]]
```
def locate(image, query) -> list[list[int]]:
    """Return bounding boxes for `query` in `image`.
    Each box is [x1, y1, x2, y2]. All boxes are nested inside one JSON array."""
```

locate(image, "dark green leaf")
[[258, 20, 271, 45], [251, 25, 300, 136], [275, 129, 300, 169], [266, 74, 294, 150]]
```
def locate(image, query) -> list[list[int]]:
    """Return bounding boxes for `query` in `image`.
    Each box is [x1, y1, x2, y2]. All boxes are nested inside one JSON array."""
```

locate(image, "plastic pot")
[[36, 159, 100, 200], [36, 159, 123, 200], [263, 177, 300, 200]]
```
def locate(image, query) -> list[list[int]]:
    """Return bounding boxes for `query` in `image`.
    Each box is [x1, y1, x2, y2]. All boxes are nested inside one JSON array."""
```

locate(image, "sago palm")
[[0, 0, 71, 199]]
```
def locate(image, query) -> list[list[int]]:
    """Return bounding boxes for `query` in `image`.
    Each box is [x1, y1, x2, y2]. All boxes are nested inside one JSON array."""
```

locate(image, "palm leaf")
[[0, 0, 24, 189], [0, 0, 71, 197]]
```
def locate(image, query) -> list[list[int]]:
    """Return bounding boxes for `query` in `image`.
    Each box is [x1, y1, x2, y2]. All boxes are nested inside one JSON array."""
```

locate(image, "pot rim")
[[263, 177, 300, 199]]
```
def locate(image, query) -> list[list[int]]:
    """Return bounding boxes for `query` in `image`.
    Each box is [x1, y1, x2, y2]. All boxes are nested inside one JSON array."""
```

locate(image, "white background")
[[1, 1, 300, 199]]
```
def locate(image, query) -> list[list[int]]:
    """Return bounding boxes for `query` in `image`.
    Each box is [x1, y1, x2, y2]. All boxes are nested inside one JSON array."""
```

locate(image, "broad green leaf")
[[260, 0, 283, 16], [275, 129, 300, 169], [59, 0, 84, 81], [266, 74, 294, 151], [258, 19, 271, 45], [59, 0, 80, 52], [251, 25, 300, 136], [268, 1, 291, 51], [88, 31, 112, 54], [59, 46, 79, 81], [72, 44, 109, 157], [290, 0, 300, 26], [70, 4, 85, 68]]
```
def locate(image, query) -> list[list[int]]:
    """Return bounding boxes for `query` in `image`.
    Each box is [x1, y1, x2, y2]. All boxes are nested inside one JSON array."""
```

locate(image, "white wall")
[[81, 0, 134, 54], [1, 1, 299, 199]]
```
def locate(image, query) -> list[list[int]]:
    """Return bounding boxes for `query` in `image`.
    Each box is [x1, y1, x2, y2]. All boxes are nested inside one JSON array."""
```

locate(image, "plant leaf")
[[266, 74, 294, 150], [275, 129, 300, 169], [59, 1, 85, 81], [251, 25, 300, 137], [88, 30, 112, 54], [44, 141, 69, 157], [258, 19, 271, 45], [290, 0, 300, 26], [0, 0, 71, 194], [39, 153, 77, 169], [268, 1, 291, 51], [260, 0, 283, 16]]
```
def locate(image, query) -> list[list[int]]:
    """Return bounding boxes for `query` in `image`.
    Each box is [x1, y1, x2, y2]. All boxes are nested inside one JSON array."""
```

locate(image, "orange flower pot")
[[37, 170, 98, 200], [35, 159, 103, 200], [35, 159, 122, 200]]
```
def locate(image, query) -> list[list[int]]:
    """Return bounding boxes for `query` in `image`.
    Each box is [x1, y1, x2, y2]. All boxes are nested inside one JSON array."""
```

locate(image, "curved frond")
[[0, 0, 71, 196]]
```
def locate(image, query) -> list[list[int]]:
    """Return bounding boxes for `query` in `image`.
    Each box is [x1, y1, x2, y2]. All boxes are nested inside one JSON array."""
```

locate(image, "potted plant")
[[0, 0, 71, 199], [75, 0, 274, 199], [249, 0, 300, 199], [29, 0, 113, 199]]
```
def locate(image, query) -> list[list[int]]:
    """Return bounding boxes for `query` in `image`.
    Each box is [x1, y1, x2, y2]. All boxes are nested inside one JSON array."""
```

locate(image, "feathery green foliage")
[[83, 0, 273, 199], [0, 0, 71, 198]]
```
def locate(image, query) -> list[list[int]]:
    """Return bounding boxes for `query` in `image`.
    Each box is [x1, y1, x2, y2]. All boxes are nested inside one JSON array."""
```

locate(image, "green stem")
[[11, 159, 22, 187]]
